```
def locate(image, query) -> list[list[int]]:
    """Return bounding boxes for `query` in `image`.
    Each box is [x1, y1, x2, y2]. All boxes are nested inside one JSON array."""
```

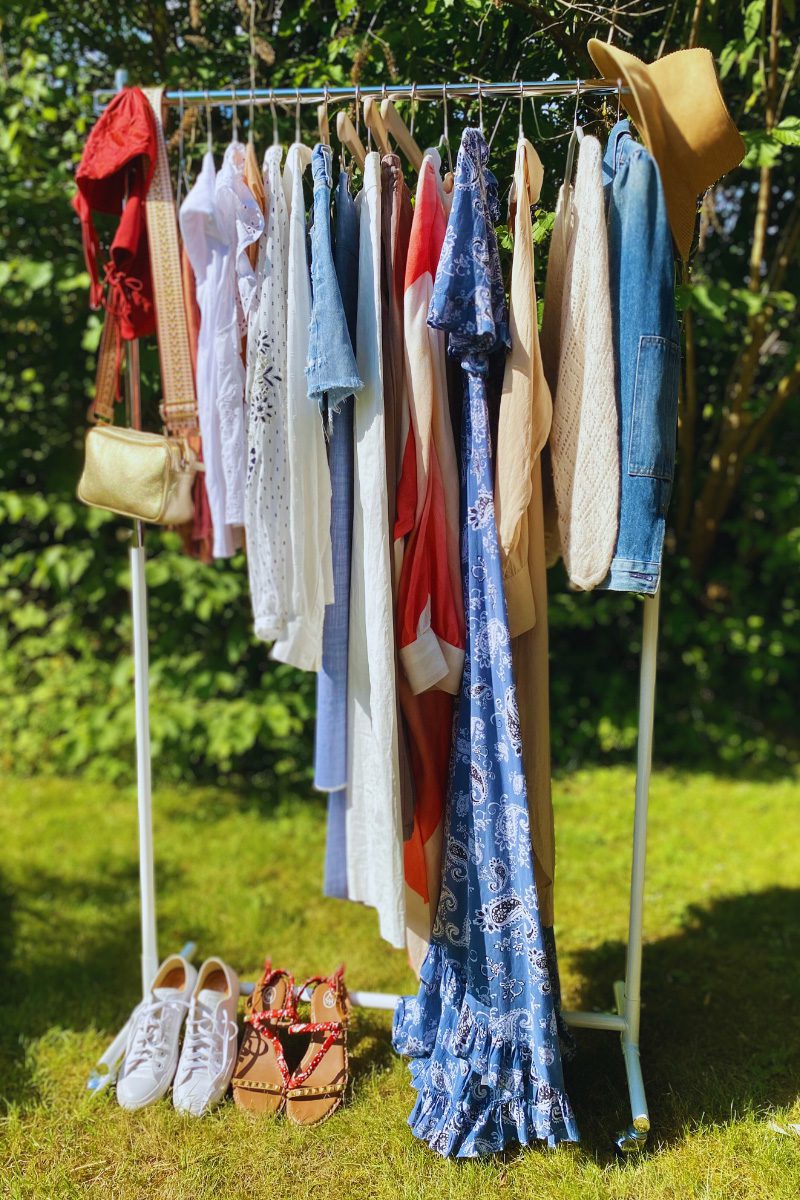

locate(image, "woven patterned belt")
[[142, 85, 198, 437]]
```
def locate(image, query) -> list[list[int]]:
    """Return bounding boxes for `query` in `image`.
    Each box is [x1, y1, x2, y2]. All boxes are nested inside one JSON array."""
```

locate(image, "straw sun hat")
[[587, 40, 745, 260]]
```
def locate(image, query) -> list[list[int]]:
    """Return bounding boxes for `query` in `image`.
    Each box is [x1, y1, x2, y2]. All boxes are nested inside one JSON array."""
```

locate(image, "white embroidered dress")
[[213, 141, 264, 533], [179, 151, 238, 558], [244, 144, 291, 642], [346, 152, 405, 948], [271, 143, 333, 672]]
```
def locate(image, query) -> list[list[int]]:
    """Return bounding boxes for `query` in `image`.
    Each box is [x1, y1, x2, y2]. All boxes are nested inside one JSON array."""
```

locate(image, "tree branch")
[[747, 0, 781, 295], [687, 0, 705, 48], [676, 301, 697, 537]]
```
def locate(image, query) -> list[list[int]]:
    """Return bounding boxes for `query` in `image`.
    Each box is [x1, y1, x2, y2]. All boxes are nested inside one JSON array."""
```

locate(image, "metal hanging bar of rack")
[[93, 78, 627, 113], [90, 69, 656, 1155]]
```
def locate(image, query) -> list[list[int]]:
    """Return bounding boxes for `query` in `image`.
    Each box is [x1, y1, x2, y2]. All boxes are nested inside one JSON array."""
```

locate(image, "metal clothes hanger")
[[317, 84, 331, 146], [248, 86, 256, 145], [363, 92, 392, 156], [439, 83, 454, 192], [562, 78, 584, 189], [231, 83, 239, 142], [270, 88, 280, 147], [175, 88, 186, 206], [477, 81, 484, 135], [508, 81, 525, 211], [294, 87, 301, 144], [205, 88, 213, 153], [380, 83, 423, 170]]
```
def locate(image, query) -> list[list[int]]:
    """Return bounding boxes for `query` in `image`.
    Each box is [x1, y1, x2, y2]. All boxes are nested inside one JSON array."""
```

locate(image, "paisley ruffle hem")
[[393, 945, 580, 1158]]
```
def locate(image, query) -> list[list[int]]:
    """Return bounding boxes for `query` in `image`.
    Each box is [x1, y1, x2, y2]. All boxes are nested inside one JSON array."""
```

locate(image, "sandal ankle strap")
[[287, 1019, 345, 1036]]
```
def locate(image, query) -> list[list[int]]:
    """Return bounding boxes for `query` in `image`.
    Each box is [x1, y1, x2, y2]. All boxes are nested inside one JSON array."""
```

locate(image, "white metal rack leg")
[[560, 591, 660, 1151], [131, 521, 159, 999]]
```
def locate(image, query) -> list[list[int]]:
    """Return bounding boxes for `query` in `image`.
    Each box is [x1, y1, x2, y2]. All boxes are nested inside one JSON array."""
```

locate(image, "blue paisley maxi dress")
[[392, 128, 579, 1159]]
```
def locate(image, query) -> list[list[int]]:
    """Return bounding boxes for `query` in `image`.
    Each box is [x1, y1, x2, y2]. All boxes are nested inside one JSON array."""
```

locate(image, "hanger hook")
[[529, 93, 543, 143], [295, 87, 301, 144], [176, 88, 186, 206], [573, 78, 581, 131], [440, 83, 453, 175], [354, 83, 361, 141], [177, 86, 185, 147], [270, 87, 279, 147], [231, 83, 238, 141], [248, 85, 255, 143], [409, 81, 417, 140], [360, 83, 372, 151], [616, 77, 622, 124], [518, 80, 524, 140], [477, 81, 484, 134], [205, 87, 213, 153]]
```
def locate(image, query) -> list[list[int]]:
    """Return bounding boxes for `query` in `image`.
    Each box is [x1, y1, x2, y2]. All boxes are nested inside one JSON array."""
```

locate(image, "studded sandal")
[[284, 966, 350, 1127], [232, 960, 297, 1115]]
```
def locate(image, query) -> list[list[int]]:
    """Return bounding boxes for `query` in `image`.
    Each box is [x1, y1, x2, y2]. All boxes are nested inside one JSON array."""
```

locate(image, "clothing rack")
[[100, 72, 656, 1154], [94, 76, 626, 113]]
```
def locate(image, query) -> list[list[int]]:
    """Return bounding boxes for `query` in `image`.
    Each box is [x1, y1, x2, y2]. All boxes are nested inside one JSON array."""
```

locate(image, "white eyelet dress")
[[244, 145, 291, 642]]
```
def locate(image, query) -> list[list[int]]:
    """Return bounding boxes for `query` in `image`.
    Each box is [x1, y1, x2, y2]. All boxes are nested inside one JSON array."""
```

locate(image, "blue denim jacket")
[[307, 144, 362, 412], [599, 120, 680, 595]]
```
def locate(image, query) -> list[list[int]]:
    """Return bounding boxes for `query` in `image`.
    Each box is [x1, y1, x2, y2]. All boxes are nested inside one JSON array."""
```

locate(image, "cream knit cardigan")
[[540, 135, 619, 590]]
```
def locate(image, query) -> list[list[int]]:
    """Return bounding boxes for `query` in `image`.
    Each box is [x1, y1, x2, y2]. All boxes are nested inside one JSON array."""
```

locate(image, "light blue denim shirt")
[[308, 146, 361, 900], [306, 144, 362, 413], [599, 120, 680, 595]]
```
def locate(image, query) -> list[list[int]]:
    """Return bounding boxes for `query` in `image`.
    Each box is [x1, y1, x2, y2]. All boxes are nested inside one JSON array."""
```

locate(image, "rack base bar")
[[561, 1008, 626, 1033], [614, 978, 650, 1141]]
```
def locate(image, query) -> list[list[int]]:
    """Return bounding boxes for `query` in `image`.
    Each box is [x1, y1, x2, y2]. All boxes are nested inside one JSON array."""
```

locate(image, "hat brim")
[[587, 39, 655, 149]]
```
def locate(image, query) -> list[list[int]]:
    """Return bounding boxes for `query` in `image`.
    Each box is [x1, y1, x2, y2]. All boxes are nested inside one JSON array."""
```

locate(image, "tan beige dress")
[[494, 137, 556, 927]]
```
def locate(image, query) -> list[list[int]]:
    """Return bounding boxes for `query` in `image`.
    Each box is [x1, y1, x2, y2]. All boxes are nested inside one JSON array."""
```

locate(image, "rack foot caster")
[[614, 1122, 649, 1154]]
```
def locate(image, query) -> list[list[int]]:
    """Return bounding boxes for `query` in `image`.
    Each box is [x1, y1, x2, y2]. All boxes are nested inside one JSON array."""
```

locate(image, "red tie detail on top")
[[72, 87, 158, 341]]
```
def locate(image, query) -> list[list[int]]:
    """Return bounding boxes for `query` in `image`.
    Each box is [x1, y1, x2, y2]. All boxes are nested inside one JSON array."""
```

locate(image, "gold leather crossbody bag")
[[78, 86, 200, 526], [78, 424, 198, 524]]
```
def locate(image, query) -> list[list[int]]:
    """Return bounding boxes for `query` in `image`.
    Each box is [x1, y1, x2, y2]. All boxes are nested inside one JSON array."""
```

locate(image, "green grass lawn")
[[1, 766, 799, 1199]]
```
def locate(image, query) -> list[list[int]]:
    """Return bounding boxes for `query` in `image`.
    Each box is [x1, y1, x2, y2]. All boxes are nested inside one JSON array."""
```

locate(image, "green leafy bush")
[[1, 1, 797, 786]]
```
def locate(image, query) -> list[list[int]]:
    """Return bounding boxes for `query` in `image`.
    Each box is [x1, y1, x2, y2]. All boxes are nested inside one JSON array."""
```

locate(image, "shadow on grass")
[[3, 870, 798, 1162], [561, 885, 800, 1160], [0, 861, 206, 1113]]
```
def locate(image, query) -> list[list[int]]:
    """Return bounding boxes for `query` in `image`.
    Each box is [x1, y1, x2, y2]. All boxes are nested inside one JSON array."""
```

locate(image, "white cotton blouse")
[[179, 151, 239, 558], [270, 143, 333, 672], [346, 152, 406, 950], [212, 141, 264, 532], [245, 144, 291, 643]]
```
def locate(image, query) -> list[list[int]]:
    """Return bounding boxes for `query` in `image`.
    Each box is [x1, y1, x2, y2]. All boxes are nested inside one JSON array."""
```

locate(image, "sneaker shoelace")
[[180, 1003, 237, 1078], [125, 996, 189, 1072]]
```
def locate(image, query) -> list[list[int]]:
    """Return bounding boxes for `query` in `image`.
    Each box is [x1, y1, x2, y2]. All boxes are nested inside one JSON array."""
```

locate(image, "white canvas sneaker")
[[172, 957, 240, 1117], [116, 955, 197, 1111]]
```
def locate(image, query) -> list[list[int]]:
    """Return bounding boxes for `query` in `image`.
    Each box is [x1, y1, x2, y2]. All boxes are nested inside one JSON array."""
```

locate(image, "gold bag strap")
[[142, 85, 198, 437]]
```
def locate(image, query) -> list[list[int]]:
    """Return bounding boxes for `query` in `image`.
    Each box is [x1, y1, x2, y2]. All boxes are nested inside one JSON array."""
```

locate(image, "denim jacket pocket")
[[628, 335, 680, 480]]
